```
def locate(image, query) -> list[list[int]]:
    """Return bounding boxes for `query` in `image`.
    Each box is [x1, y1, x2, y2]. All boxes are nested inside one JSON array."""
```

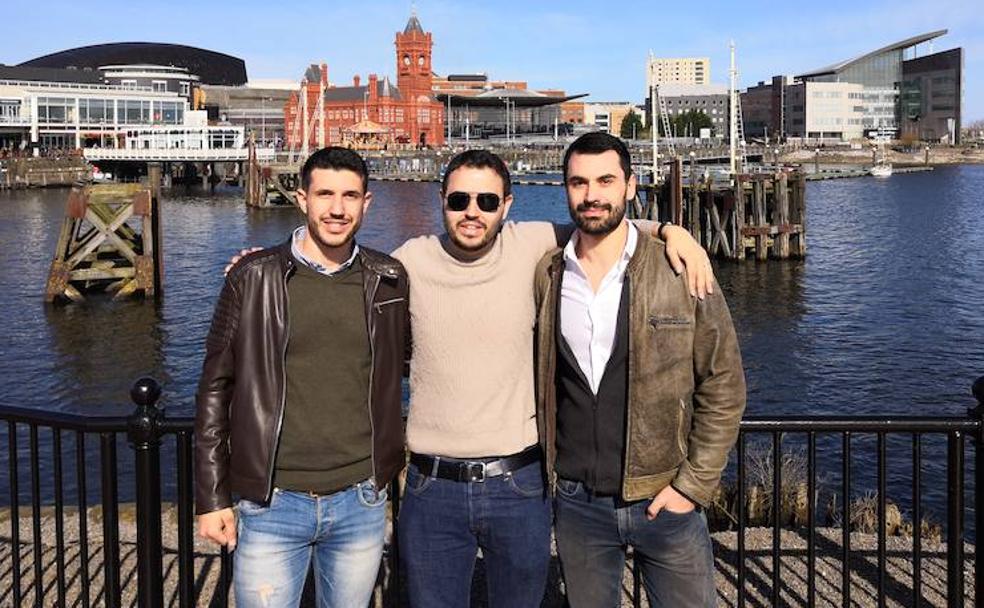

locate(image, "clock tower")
[[395, 10, 433, 99]]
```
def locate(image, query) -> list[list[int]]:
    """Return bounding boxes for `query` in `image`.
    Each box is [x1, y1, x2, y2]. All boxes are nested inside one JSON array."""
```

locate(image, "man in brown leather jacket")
[[534, 133, 746, 607], [194, 147, 409, 607]]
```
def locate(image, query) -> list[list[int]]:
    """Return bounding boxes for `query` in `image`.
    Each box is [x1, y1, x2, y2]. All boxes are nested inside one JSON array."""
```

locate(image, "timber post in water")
[[44, 177, 165, 303], [633, 159, 807, 261]]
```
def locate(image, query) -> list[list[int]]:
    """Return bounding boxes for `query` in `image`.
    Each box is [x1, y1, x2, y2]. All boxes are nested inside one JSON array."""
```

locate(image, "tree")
[[620, 110, 645, 140], [673, 110, 714, 138]]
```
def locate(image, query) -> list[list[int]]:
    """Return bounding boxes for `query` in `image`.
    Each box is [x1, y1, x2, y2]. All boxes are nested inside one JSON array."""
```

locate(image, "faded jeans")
[[233, 481, 387, 608], [554, 477, 716, 608]]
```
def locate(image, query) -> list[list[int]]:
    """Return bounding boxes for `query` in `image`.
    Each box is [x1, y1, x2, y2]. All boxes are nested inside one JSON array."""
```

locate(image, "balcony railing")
[[1, 377, 981, 607]]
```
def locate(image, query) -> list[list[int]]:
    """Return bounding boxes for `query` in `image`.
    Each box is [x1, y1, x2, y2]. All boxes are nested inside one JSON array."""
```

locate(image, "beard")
[[443, 215, 499, 252], [570, 196, 627, 235]]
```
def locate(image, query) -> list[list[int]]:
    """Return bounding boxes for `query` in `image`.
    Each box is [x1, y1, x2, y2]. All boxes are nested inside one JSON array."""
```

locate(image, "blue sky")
[[5, 0, 981, 124]]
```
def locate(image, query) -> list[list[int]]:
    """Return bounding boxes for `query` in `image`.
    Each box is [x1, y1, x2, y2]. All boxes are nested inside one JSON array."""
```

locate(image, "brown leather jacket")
[[194, 241, 410, 515], [534, 232, 745, 507]]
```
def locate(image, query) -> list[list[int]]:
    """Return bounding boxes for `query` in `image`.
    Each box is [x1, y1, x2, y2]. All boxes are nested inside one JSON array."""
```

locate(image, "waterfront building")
[[583, 102, 641, 136], [795, 30, 959, 140], [742, 31, 963, 144], [199, 81, 295, 148], [783, 81, 865, 141], [900, 48, 963, 143], [644, 83, 730, 137], [0, 43, 264, 151], [741, 76, 789, 141], [431, 73, 528, 97], [284, 13, 445, 148], [647, 57, 711, 86], [0, 73, 189, 151]]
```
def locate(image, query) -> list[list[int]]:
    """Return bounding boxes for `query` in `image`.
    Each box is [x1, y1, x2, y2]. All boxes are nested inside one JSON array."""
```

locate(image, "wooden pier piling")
[[634, 162, 807, 261], [45, 181, 164, 303]]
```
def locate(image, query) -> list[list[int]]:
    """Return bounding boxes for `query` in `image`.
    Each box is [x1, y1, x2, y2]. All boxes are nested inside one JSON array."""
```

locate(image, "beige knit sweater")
[[392, 221, 558, 457]]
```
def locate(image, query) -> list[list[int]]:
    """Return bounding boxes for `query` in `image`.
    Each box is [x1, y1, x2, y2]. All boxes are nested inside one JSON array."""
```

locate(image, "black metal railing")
[[2, 376, 982, 607]]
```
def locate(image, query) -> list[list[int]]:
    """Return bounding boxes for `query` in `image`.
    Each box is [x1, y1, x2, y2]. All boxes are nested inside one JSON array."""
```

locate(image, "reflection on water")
[[0, 166, 982, 516]]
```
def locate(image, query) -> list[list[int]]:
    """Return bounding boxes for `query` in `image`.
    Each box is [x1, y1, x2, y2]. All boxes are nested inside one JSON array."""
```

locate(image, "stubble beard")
[[570, 195, 627, 236]]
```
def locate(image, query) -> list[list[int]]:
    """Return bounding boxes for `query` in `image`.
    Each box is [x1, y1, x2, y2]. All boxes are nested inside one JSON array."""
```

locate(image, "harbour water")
[[1, 165, 982, 518]]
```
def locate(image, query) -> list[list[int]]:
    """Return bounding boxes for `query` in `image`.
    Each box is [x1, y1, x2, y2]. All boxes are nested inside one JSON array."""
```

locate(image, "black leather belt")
[[410, 446, 542, 483]]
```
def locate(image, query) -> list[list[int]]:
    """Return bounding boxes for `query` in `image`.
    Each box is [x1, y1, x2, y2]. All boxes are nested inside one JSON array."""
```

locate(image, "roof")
[[403, 13, 425, 35], [323, 78, 403, 102], [446, 74, 487, 82], [655, 83, 728, 97], [0, 64, 104, 84], [797, 30, 947, 79], [437, 88, 588, 107], [345, 119, 390, 134], [304, 64, 322, 84], [19, 42, 247, 85]]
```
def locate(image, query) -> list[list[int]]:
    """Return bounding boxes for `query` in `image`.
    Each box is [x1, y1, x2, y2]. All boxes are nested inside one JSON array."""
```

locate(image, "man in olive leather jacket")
[[534, 133, 746, 607]]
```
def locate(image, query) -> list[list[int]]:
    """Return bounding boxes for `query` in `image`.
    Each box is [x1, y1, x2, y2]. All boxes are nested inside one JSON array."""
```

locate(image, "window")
[[121, 100, 151, 124], [180, 82, 191, 97], [152, 81, 167, 93], [38, 97, 74, 123], [80, 98, 112, 123], [121, 80, 138, 90]]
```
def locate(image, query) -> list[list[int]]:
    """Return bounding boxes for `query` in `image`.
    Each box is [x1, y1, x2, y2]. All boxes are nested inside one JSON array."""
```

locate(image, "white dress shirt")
[[560, 222, 638, 394]]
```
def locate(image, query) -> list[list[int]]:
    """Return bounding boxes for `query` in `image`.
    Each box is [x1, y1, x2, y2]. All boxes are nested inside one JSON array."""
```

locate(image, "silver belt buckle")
[[465, 461, 487, 482]]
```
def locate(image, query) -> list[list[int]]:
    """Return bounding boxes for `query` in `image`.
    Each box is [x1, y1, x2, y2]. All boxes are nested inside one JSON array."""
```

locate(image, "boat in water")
[[869, 163, 893, 177]]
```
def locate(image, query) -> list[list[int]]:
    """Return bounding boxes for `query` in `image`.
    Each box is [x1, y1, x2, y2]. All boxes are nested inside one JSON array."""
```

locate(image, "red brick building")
[[284, 13, 445, 149]]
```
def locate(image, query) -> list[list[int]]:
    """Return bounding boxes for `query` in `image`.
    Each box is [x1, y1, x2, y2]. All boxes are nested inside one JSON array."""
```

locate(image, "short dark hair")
[[562, 132, 632, 181], [300, 147, 369, 192], [441, 149, 511, 197]]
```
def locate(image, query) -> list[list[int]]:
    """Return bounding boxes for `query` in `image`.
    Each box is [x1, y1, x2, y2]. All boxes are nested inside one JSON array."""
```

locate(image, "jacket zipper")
[[265, 263, 293, 502], [365, 271, 383, 486]]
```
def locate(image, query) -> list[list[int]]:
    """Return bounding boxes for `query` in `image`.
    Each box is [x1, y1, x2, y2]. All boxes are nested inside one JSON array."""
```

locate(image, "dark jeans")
[[398, 458, 552, 608], [554, 478, 715, 608]]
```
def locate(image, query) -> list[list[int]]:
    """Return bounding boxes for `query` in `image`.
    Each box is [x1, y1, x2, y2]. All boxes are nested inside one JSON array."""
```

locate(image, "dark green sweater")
[[274, 255, 373, 494]]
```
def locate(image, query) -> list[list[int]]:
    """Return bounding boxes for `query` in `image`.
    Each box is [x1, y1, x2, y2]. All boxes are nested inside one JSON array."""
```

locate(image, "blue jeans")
[[554, 478, 715, 608], [398, 458, 552, 608], [233, 481, 387, 608]]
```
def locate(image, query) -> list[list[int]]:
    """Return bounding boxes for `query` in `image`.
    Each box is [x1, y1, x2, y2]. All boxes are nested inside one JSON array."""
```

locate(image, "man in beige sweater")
[[392, 149, 713, 608]]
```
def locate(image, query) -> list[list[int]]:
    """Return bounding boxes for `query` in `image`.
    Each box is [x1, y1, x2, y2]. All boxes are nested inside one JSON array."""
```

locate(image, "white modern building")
[[0, 77, 188, 151]]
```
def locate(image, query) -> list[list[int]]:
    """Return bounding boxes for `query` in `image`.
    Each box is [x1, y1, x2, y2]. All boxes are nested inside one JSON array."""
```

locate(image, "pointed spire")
[[404, 5, 424, 35]]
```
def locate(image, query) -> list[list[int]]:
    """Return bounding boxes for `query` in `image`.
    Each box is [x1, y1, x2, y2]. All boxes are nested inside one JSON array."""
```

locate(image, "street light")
[[773, 147, 779, 170], [689, 150, 696, 180]]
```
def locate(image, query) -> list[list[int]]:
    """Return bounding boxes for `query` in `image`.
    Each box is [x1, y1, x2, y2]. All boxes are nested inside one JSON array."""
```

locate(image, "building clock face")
[[403, 55, 411, 66], [418, 55, 425, 66]]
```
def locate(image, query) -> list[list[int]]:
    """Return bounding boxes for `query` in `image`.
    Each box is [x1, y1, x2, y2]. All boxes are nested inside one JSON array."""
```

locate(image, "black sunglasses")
[[446, 191, 501, 213]]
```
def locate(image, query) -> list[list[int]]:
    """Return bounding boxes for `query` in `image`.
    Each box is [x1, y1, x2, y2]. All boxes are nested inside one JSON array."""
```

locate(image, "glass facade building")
[[794, 30, 957, 138]]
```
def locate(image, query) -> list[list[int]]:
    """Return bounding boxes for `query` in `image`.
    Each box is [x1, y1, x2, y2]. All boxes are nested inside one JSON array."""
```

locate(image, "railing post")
[[972, 376, 984, 606], [127, 377, 165, 608]]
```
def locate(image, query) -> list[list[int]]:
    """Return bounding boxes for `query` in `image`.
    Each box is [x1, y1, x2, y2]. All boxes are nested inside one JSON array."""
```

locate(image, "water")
[[1, 166, 982, 518]]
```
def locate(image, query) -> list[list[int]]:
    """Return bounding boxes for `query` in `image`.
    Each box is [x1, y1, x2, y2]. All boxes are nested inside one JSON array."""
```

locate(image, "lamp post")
[[689, 150, 696, 181], [814, 147, 820, 174], [774, 147, 780, 170]]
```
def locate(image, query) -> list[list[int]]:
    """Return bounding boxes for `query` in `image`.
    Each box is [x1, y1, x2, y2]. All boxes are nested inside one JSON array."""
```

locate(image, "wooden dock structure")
[[634, 158, 807, 261], [45, 165, 164, 303], [0, 157, 90, 190]]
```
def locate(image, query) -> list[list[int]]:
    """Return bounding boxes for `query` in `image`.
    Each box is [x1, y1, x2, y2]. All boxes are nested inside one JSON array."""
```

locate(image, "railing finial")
[[130, 377, 161, 408]]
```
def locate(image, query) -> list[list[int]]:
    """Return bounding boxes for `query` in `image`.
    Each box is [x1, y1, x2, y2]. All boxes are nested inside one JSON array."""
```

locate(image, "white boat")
[[869, 163, 893, 177]]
